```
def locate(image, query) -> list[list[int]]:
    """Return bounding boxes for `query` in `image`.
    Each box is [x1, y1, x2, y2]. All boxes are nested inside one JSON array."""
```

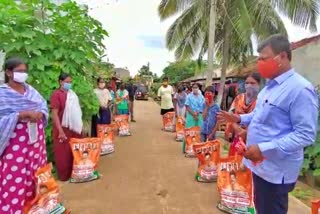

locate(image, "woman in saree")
[[91, 77, 112, 137], [0, 57, 48, 213], [225, 72, 261, 155], [50, 73, 83, 181], [185, 83, 205, 128]]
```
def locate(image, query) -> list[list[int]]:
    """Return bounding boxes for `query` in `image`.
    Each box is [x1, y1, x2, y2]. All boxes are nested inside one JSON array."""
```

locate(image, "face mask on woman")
[[13, 72, 28, 83], [245, 84, 259, 105], [63, 82, 72, 90], [99, 83, 106, 89], [192, 88, 199, 94]]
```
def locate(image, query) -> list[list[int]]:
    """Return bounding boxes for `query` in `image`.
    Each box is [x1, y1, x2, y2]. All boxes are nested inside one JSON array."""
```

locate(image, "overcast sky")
[[76, 0, 320, 76]]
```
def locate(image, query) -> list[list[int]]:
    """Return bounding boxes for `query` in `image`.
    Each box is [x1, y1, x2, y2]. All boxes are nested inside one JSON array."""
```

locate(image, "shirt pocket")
[[255, 101, 288, 124]]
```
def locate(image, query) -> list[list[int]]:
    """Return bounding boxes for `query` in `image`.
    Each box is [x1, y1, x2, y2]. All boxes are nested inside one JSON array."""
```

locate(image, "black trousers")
[[253, 173, 295, 214]]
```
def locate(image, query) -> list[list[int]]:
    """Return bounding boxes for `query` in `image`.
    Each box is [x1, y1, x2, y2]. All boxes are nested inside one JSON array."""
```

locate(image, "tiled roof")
[[291, 34, 320, 50]]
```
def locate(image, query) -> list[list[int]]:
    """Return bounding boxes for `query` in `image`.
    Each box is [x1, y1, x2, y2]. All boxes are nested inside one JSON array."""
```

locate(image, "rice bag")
[[184, 126, 201, 157], [217, 156, 255, 214], [194, 140, 220, 182], [69, 138, 102, 183], [24, 163, 67, 214], [175, 116, 185, 141], [97, 124, 115, 155], [114, 115, 131, 136], [163, 112, 175, 132]]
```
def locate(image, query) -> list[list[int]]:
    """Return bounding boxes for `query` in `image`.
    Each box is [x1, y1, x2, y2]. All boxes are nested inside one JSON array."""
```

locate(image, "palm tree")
[[159, 0, 319, 105]]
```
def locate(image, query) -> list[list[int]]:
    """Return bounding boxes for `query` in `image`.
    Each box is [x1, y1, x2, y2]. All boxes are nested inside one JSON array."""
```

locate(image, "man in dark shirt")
[[126, 78, 136, 122]]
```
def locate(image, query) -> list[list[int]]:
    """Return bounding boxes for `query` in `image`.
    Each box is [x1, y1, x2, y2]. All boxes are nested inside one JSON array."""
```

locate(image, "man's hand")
[[193, 112, 199, 120], [244, 145, 263, 162], [216, 111, 240, 123]]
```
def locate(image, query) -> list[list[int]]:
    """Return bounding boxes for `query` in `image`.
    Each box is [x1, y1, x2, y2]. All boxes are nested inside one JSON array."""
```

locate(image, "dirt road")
[[60, 100, 309, 214], [60, 100, 223, 214]]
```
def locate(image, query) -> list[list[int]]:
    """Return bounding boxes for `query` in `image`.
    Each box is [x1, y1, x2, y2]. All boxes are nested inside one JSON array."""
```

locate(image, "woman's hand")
[[18, 111, 43, 122], [58, 130, 67, 142]]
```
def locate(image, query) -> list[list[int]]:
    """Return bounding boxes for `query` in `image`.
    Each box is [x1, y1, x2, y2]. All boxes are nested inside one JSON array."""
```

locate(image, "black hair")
[[4, 57, 27, 83], [177, 86, 184, 93], [205, 153, 211, 157], [230, 170, 236, 177], [58, 73, 70, 81], [83, 151, 89, 155], [245, 72, 261, 84], [162, 77, 168, 81], [97, 77, 105, 83], [257, 34, 292, 61], [205, 86, 215, 94]]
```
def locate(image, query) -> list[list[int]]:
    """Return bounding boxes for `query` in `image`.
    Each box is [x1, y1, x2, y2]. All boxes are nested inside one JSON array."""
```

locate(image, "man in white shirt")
[[157, 77, 174, 115]]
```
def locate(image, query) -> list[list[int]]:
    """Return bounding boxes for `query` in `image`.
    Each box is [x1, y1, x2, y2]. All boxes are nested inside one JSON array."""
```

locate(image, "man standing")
[[126, 78, 136, 122], [157, 77, 174, 115], [217, 34, 318, 214]]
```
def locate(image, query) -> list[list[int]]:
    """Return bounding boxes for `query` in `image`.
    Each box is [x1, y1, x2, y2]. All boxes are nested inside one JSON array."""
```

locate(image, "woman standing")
[[174, 86, 187, 120], [50, 73, 83, 181], [0, 57, 48, 213], [91, 77, 112, 137], [116, 83, 129, 115], [225, 72, 261, 154], [185, 83, 205, 128]]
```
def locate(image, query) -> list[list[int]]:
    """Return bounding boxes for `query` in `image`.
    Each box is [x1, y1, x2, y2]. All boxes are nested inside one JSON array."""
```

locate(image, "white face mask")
[[13, 72, 28, 83]]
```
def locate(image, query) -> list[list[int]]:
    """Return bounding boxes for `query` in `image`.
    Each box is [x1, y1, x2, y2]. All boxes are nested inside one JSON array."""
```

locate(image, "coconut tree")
[[158, 0, 319, 104]]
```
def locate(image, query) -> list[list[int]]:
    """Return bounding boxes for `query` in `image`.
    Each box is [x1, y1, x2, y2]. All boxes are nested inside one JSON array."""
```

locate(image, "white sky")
[[76, 0, 320, 76]]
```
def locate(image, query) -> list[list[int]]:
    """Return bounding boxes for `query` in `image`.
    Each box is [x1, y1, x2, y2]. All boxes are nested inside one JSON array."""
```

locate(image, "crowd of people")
[[158, 34, 319, 214], [0, 58, 135, 213], [0, 34, 318, 214]]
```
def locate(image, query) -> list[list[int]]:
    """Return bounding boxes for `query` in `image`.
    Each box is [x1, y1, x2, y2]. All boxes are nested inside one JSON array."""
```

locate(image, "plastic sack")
[[194, 140, 220, 182], [217, 156, 255, 214], [69, 138, 102, 183], [184, 126, 201, 157], [114, 115, 131, 136], [24, 163, 67, 214], [163, 112, 175, 132], [97, 124, 115, 155], [175, 116, 185, 141]]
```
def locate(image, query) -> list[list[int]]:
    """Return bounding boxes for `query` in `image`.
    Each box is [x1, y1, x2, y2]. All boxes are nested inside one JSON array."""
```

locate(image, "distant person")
[[116, 83, 129, 115], [217, 34, 318, 214], [126, 78, 136, 122], [92, 77, 112, 137], [201, 86, 220, 142], [185, 83, 205, 128], [157, 77, 174, 115], [50, 73, 83, 181], [0, 57, 48, 213], [174, 86, 187, 120]]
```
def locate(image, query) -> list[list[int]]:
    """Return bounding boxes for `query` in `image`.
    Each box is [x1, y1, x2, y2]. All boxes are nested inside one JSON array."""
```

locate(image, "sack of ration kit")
[[114, 115, 131, 136], [24, 164, 67, 214], [194, 140, 220, 182], [69, 138, 102, 183], [162, 112, 175, 132], [184, 126, 201, 157], [217, 156, 255, 214], [97, 124, 115, 155], [175, 116, 185, 141]]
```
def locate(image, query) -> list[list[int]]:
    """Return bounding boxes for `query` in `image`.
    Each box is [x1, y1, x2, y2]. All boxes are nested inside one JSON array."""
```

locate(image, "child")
[[116, 83, 129, 115], [201, 86, 220, 142]]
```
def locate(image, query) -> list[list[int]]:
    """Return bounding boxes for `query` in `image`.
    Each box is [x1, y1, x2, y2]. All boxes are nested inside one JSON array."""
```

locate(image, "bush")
[[0, 0, 109, 162]]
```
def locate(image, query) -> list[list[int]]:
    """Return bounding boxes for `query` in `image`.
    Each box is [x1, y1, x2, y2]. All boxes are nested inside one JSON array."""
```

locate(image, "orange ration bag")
[[97, 124, 115, 155], [162, 112, 175, 132], [217, 156, 255, 214], [69, 138, 102, 183], [24, 163, 67, 214], [184, 126, 201, 157], [175, 116, 185, 141], [114, 115, 131, 136], [194, 140, 220, 182]]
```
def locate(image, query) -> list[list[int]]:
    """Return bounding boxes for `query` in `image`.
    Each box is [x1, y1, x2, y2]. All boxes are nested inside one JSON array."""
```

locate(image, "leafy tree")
[[0, 0, 109, 162], [159, 0, 319, 104], [161, 60, 207, 83]]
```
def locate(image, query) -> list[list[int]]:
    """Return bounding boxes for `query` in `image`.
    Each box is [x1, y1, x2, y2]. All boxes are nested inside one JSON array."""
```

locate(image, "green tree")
[[161, 60, 207, 83], [159, 0, 319, 104], [0, 0, 109, 162]]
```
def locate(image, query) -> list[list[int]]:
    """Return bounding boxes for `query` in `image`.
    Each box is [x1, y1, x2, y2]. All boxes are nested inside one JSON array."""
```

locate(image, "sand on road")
[[60, 100, 223, 214]]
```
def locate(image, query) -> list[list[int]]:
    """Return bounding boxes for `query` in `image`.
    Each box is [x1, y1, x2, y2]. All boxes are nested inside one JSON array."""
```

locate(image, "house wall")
[[292, 40, 320, 87]]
